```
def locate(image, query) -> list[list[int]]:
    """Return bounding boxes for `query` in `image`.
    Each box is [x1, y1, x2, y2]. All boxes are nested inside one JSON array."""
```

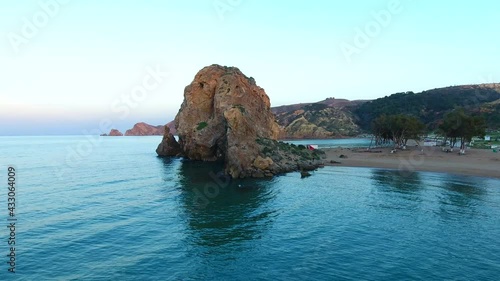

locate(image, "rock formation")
[[125, 122, 164, 136], [166, 120, 177, 135], [107, 129, 123, 136], [157, 64, 324, 178], [156, 126, 181, 156]]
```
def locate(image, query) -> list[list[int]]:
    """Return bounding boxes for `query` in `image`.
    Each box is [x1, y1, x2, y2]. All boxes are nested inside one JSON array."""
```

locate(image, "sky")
[[1, 0, 499, 135]]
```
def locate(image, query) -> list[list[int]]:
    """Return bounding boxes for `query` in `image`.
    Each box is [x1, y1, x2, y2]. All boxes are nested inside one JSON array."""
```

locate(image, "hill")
[[273, 100, 364, 139], [353, 83, 500, 131]]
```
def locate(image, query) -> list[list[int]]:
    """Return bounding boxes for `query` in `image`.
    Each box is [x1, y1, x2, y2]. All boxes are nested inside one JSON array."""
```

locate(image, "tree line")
[[371, 108, 486, 153], [355, 86, 500, 131]]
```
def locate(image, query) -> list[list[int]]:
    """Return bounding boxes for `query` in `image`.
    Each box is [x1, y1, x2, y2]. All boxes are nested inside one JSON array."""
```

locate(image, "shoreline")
[[322, 146, 500, 179]]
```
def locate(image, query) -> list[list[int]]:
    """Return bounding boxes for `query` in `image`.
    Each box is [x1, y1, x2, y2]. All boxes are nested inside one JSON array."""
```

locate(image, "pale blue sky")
[[1, 0, 499, 135]]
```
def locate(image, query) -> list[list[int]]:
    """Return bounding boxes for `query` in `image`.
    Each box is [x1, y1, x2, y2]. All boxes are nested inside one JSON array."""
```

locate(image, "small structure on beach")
[[306, 144, 318, 150]]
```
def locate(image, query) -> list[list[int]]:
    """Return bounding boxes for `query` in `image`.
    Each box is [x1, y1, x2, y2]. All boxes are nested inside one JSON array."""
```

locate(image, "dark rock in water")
[[298, 163, 318, 171], [156, 126, 182, 156], [300, 171, 311, 178], [156, 64, 324, 178]]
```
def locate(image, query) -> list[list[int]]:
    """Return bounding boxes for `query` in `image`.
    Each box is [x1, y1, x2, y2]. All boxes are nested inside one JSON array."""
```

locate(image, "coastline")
[[322, 146, 500, 179]]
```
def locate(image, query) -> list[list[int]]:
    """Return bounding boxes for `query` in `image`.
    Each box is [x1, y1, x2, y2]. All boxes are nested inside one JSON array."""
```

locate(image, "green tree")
[[439, 108, 486, 154], [372, 114, 425, 148]]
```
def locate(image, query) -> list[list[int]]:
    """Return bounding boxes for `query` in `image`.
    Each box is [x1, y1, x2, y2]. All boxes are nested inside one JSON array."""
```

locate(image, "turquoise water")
[[1, 136, 499, 280]]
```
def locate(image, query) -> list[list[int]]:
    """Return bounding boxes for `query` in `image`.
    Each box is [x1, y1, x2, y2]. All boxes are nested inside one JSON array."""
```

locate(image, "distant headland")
[[101, 122, 176, 136]]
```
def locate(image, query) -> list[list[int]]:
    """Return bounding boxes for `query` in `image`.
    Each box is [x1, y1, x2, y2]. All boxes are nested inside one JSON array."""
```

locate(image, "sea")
[[0, 136, 499, 280]]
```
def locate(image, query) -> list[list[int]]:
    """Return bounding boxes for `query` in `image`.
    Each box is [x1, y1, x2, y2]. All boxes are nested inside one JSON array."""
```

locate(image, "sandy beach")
[[323, 146, 500, 179]]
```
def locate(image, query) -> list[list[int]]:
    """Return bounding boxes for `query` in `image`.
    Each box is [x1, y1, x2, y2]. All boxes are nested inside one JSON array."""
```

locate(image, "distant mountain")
[[125, 122, 164, 136], [101, 122, 173, 136], [272, 98, 367, 139], [103, 129, 123, 136]]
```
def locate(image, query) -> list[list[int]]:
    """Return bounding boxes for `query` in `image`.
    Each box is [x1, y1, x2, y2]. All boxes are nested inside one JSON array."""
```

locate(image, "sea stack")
[[157, 64, 324, 178]]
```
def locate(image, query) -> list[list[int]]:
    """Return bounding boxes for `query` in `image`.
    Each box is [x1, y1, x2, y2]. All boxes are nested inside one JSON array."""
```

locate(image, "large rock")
[[253, 156, 274, 170], [156, 126, 181, 156], [157, 64, 323, 178], [125, 122, 164, 136]]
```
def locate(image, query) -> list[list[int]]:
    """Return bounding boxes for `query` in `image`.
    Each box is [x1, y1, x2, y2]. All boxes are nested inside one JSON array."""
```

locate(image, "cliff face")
[[157, 64, 323, 178], [125, 122, 164, 136]]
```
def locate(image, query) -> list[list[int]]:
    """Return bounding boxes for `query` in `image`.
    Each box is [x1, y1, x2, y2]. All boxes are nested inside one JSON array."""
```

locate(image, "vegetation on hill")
[[438, 108, 487, 152], [479, 99, 500, 129], [274, 102, 361, 138], [353, 84, 500, 131]]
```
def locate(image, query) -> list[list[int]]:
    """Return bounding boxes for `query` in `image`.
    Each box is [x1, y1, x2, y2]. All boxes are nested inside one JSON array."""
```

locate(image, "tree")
[[372, 114, 425, 148], [439, 108, 486, 154]]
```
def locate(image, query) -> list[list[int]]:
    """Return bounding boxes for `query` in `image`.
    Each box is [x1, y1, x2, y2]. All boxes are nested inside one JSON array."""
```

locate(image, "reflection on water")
[[371, 169, 422, 192], [368, 169, 423, 211], [436, 175, 488, 220], [174, 159, 277, 248]]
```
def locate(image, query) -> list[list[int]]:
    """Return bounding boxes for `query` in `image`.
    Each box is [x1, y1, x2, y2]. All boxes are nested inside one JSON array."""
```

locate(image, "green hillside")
[[353, 84, 500, 131]]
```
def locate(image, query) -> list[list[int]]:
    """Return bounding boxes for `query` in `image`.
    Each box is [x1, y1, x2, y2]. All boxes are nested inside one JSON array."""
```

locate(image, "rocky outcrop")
[[157, 64, 324, 178], [156, 126, 182, 156], [107, 129, 123, 136], [125, 122, 164, 136], [166, 120, 177, 135]]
